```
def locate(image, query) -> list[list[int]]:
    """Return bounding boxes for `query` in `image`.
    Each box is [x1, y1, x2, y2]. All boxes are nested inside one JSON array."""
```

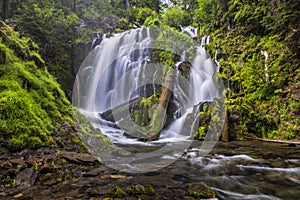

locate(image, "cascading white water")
[[74, 27, 220, 144], [201, 36, 211, 46], [191, 46, 219, 103], [180, 25, 198, 38], [160, 45, 219, 141], [81, 29, 152, 113], [72, 27, 226, 172]]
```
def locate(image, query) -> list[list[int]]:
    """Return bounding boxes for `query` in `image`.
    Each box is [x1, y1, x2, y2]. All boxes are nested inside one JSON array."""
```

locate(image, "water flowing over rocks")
[[72, 28, 225, 172], [1, 141, 300, 199]]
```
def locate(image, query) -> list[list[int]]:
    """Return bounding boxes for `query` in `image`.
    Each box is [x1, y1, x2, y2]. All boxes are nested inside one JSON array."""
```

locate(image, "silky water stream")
[[72, 28, 300, 199]]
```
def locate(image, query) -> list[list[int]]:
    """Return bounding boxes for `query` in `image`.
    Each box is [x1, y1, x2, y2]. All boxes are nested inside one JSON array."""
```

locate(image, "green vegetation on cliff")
[[0, 22, 73, 150], [194, 0, 300, 140]]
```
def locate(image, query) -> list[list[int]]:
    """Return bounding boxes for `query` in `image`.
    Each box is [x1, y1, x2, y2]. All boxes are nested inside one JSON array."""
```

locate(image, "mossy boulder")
[[109, 185, 127, 198], [187, 182, 216, 199]]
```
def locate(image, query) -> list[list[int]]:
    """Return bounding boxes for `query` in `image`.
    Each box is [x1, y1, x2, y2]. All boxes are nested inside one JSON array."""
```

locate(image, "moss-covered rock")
[[187, 182, 216, 199], [109, 185, 127, 197], [126, 184, 155, 196]]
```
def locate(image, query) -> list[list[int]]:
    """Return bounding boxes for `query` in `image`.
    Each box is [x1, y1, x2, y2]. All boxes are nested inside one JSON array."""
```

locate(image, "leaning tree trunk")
[[145, 67, 175, 141], [98, 66, 176, 141], [221, 109, 229, 142]]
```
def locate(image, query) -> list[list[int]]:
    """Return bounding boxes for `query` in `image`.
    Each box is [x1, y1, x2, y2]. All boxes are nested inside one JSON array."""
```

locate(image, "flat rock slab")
[[60, 151, 98, 163]]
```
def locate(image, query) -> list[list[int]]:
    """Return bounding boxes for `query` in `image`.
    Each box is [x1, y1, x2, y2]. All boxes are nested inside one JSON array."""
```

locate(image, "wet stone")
[[16, 168, 37, 188], [60, 151, 98, 163], [82, 166, 108, 177]]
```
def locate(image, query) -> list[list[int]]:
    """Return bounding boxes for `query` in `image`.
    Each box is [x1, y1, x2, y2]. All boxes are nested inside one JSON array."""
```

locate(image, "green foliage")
[[152, 26, 194, 73], [162, 6, 191, 28], [195, 103, 211, 140], [0, 23, 72, 151], [2, 0, 298, 142], [130, 94, 160, 127], [144, 15, 160, 27], [13, 0, 79, 92], [130, 7, 157, 25]]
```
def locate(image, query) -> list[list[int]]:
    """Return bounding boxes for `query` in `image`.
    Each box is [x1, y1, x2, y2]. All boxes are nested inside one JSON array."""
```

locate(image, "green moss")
[[129, 94, 160, 127], [88, 189, 99, 196], [196, 126, 206, 140], [7, 137, 26, 151], [127, 185, 155, 195], [194, 102, 213, 140], [28, 136, 43, 149], [187, 183, 216, 199], [110, 186, 126, 197], [71, 137, 82, 145], [0, 23, 76, 151]]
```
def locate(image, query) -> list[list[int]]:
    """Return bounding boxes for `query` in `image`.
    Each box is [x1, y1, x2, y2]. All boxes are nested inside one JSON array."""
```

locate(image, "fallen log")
[[245, 136, 300, 145], [145, 67, 175, 141]]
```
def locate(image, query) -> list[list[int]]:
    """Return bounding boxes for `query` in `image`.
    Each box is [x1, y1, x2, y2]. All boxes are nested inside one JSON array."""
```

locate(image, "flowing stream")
[[179, 141, 300, 199], [72, 28, 300, 199]]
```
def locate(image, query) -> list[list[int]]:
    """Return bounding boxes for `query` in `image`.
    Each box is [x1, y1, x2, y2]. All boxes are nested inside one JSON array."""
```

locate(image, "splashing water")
[[72, 28, 225, 173]]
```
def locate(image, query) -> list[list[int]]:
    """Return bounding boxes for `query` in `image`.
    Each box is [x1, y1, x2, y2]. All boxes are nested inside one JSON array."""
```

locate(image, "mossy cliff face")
[[0, 22, 73, 151], [212, 31, 300, 140]]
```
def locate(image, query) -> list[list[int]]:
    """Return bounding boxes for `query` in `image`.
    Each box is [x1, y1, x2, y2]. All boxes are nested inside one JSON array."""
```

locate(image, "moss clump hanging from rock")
[[0, 22, 73, 151]]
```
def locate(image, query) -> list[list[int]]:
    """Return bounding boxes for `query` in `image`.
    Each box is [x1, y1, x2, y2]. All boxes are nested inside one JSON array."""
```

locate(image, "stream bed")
[[119, 140, 300, 200], [3, 141, 299, 200], [176, 141, 300, 199]]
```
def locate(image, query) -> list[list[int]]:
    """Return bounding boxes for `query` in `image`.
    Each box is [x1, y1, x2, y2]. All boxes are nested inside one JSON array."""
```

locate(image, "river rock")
[[10, 158, 26, 166], [82, 166, 108, 177], [187, 182, 216, 199], [16, 168, 37, 188], [60, 151, 98, 163]]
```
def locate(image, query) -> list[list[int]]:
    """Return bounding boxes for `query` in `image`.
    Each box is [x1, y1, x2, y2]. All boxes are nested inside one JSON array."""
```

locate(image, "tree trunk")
[[155, 0, 160, 12], [221, 109, 229, 142], [1, 0, 8, 21], [145, 68, 175, 141], [73, 0, 76, 12], [124, 0, 130, 12]]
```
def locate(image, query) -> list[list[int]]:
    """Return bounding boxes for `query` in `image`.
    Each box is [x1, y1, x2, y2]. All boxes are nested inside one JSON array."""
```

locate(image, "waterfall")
[[190, 46, 218, 103], [73, 27, 221, 144], [180, 25, 198, 38], [160, 45, 219, 141], [201, 36, 211, 46], [91, 33, 102, 50], [78, 29, 152, 113], [73, 27, 225, 172]]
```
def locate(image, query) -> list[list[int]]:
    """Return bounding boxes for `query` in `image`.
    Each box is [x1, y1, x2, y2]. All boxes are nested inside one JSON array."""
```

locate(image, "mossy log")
[[99, 67, 175, 141], [145, 67, 175, 141], [221, 109, 229, 142], [245, 137, 300, 145]]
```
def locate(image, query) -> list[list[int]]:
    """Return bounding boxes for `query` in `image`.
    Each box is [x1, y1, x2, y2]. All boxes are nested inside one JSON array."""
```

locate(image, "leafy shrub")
[[162, 6, 191, 28]]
